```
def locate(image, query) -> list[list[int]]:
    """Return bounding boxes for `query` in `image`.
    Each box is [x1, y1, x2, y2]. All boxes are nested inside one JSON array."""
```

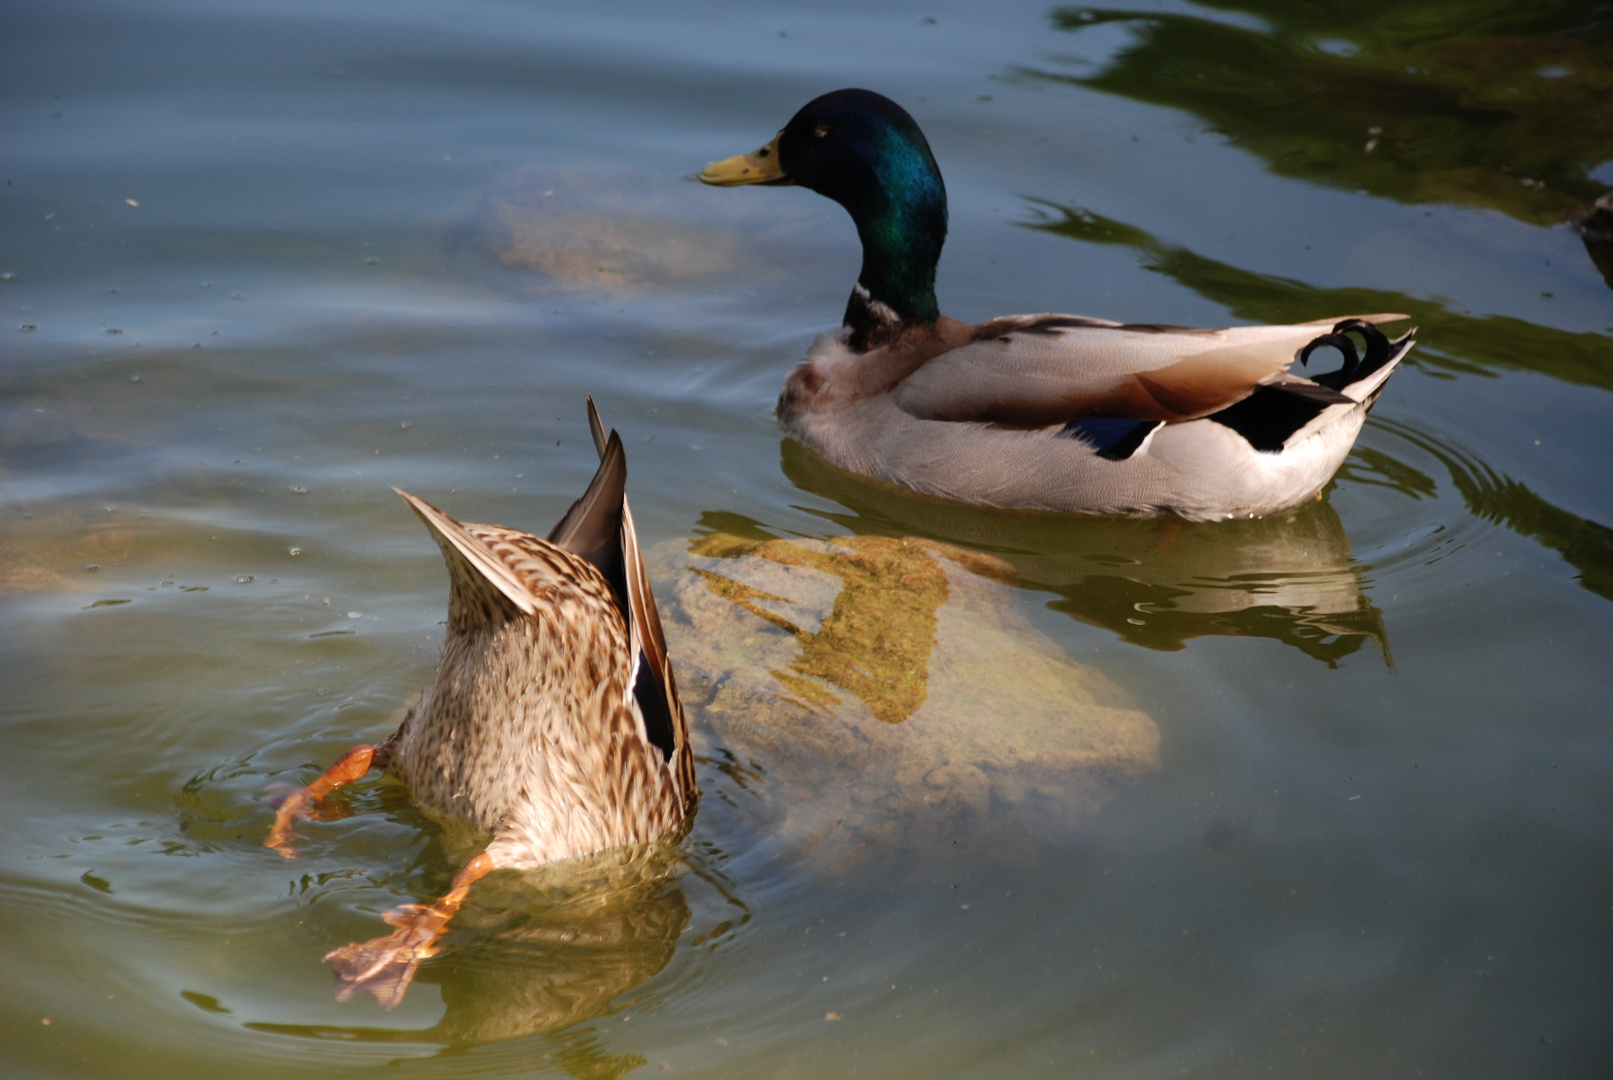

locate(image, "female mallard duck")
[[266, 400, 697, 1008], [700, 89, 1415, 521]]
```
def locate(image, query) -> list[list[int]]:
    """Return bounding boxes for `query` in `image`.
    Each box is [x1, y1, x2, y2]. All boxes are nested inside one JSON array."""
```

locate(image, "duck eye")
[[813, 125, 830, 139]]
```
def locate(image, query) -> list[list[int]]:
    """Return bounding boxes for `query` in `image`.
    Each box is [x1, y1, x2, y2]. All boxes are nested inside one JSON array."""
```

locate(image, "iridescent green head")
[[702, 89, 948, 334]]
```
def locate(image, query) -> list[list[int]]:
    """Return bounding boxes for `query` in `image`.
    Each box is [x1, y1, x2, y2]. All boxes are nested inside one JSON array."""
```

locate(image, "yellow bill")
[[698, 133, 789, 186]]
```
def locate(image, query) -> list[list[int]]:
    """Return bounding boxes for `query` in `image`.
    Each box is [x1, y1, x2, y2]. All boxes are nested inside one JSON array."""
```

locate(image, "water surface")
[[3, 1, 1611, 1077]]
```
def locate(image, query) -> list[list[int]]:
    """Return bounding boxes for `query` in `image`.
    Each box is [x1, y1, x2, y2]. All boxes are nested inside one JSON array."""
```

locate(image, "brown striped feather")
[[381, 418, 697, 872], [586, 397, 697, 813]]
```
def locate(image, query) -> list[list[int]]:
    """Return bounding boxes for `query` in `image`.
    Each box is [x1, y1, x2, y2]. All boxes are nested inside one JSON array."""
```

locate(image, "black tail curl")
[[1299, 319, 1391, 391], [1209, 319, 1409, 453]]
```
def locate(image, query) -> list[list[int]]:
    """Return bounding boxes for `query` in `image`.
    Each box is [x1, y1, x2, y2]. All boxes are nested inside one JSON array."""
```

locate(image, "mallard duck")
[[266, 399, 697, 1008], [700, 89, 1415, 521]]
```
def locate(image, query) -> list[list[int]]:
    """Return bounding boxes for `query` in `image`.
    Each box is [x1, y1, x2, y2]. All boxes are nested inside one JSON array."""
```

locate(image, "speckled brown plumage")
[[265, 400, 696, 1007], [379, 502, 694, 868]]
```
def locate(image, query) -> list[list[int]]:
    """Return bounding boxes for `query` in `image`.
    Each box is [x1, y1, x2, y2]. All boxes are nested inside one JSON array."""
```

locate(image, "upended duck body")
[[266, 401, 697, 1008], [700, 89, 1414, 522]]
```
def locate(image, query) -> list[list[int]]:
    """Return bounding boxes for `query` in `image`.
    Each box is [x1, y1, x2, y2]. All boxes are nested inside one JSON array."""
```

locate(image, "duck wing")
[[546, 430, 629, 595], [893, 313, 1409, 427], [582, 397, 697, 810]]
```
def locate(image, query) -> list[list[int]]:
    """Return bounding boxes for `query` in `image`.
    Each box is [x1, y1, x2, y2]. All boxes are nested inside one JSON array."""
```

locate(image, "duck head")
[[701, 89, 948, 338]]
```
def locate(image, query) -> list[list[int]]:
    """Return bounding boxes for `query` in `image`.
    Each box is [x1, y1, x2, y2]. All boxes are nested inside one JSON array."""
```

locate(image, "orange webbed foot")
[[324, 903, 451, 1008], [263, 744, 377, 859], [263, 786, 318, 858], [323, 852, 495, 1009]]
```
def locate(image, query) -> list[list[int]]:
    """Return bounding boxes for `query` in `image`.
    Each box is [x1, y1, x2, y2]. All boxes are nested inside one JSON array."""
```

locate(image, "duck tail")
[[1298, 318, 1416, 405], [396, 489, 538, 623], [1208, 320, 1414, 453]]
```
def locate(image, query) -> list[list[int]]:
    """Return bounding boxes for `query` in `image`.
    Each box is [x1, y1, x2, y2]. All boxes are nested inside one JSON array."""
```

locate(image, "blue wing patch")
[[1058, 417, 1161, 461]]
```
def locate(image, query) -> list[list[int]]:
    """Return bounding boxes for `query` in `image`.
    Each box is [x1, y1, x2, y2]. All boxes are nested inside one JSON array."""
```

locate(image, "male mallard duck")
[[266, 400, 697, 1008], [700, 89, 1414, 521]]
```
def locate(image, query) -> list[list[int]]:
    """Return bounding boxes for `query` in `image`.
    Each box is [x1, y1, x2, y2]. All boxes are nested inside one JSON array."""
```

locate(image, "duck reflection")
[[418, 858, 689, 1047], [1041, 509, 1387, 663], [247, 844, 692, 1066], [780, 440, 1387, 665]]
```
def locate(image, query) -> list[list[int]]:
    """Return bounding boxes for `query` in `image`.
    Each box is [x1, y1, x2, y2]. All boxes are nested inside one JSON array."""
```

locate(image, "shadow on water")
[[776, 443, 1388, 665], [1018, 202, 1613, 603], [1023, 0, 1613, 234]]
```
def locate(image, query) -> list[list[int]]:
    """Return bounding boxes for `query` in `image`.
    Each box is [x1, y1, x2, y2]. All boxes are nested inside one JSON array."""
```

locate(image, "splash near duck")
[[701, 88, 1415, 521], [265, 400, 696, 1008]]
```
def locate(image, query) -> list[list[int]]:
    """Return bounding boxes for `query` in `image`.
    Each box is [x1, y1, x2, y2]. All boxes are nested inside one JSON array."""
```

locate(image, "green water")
[[3, 1, 1610, 1077]]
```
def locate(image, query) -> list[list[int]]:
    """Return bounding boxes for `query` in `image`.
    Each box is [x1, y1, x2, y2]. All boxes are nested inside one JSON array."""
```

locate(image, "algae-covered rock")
[[659, 532, 1160, 866]]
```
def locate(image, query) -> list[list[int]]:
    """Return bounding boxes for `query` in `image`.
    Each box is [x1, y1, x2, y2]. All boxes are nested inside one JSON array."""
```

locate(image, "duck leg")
[[323, 851, 496, 1009], [264, 744, 378, 858]]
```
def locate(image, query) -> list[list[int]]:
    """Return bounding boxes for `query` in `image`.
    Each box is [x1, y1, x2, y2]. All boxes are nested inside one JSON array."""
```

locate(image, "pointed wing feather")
[[545, 431, 628, 599], [586, 394, 609, 457], [893, 314, 1405, 426], [396, 488, 539, 617], [583, 398, 670, 673], [585, 398, 695, 806]]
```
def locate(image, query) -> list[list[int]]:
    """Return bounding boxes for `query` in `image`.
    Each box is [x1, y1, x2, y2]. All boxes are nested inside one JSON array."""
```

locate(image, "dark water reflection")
[[1032, 0, 1613, 228], [1023, 198, 1613, 393]]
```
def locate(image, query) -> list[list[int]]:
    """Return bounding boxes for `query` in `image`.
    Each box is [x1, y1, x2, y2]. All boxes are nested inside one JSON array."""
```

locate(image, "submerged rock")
[[471, 165, 758, 295], [0, 509, 139, 595], [660, 532, 1160, 867]]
